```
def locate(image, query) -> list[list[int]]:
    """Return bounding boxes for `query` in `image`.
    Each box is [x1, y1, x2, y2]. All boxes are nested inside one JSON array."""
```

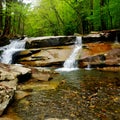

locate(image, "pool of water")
[[2, 69, 120, 120]]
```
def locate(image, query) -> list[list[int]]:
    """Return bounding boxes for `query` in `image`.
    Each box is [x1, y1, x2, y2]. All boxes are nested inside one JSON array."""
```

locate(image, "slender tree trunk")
[[89, 0, 93, 31], [107, 0, 113, 29], [63, 0, 83, 34], [2, 0, 12, 36], [0, 0, 3, 31], [100, 0, 107, 30]]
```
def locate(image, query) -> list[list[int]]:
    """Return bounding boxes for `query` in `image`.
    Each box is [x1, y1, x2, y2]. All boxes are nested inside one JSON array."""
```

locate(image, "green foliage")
[[1, 0, 120, 37]]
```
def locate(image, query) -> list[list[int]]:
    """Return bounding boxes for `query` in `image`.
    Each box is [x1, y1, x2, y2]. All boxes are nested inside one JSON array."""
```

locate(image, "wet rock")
[[79, 48, 120, 69], [15, 90, 30, 100], [0, 85, 14, 116], [31, 67, 58, 81], [82, 29, 120, 43], [25, 36, 76, 49], [12, 49, 41, 64], [15, 46, 73, 67], [10, 65, 31, 82], [0, 36, 10, 47], [45, 118, 69, 120], [0, 63, 32, 116], [97, 67, 120, 71]]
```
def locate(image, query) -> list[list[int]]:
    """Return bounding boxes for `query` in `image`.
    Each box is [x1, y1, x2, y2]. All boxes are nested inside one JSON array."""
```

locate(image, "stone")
[[0, 85, 14, 116], [15, 46, 74, 67], [0, 63, 32, 116], [10, 65, 31, 76], [82, 29, 120, 43], [31, 67, 58, 81], [79, 48, 120, 68], [15, 90, 30, 100], [25, 36, 76, 49]]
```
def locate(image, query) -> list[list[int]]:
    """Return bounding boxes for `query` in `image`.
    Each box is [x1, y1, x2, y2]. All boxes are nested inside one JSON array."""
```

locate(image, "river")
[[2, 69, 120, 120]]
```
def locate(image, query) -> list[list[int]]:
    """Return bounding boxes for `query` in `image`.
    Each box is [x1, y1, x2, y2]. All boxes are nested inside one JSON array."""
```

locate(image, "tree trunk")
[[0, 0, 3, 31], [107, 0, 113, 29], [100, 0, 107, 30], [2, 0, 12, 36], [89, 0, 93, 31]]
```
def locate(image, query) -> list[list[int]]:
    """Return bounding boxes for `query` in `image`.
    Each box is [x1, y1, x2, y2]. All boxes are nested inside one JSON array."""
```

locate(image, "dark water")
[[6, 69, 120, 120]]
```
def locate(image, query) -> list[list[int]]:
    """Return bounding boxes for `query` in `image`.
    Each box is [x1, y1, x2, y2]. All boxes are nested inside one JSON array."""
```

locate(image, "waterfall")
[[56, 36, 82, 72], [115, 33, 119, 44], [0, 39, 26, 64], [85, 64, 92, 70]]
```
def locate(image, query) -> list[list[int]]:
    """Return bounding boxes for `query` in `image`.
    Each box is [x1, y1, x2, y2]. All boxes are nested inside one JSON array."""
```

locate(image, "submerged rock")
[[31, 67, 58, 81], [0, 63, 61, 116]]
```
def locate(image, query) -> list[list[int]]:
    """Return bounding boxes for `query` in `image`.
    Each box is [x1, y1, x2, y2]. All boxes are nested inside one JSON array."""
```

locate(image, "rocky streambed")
[[0, 29, 120, 120], [1, 69, 120, 120]]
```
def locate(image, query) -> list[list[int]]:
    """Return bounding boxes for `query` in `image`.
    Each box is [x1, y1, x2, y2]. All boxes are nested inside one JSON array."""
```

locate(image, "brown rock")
[[0, 85, 14, 116], [15, 46, 73, 67], [31, 67, 58, 81], [79, 48, 120, 68], [25, 36, 76, 49]]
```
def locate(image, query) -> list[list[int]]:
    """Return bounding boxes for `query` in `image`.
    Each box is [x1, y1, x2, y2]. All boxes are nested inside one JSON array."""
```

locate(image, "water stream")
[[56, 36, 82, 71], [0, 39, 26, 64], [3, 69, 120, 120]]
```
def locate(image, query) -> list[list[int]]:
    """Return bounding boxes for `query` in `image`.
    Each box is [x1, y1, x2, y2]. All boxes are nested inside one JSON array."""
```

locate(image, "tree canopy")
[[0, 0, 120, 37]]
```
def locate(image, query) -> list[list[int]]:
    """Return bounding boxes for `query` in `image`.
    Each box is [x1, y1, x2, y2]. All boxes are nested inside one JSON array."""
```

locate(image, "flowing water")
[[115, 33, 119, 44], [0, 39, 25, 64], [56, 36, 82, 72], [0, 37, 120, 119]]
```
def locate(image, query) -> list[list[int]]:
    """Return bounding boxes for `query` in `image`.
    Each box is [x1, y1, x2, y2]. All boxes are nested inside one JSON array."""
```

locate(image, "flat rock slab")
[[16, 46, 74, 67], [25, 36, 76, 49]]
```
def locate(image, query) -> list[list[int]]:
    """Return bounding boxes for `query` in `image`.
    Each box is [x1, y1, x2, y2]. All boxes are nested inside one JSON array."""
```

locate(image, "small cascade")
[[0, 39, 26, 64], [115, 33, 119, 44], [85, 57, 92, 70], [85, 64, 92, 70], [56, 36, 82, 72]]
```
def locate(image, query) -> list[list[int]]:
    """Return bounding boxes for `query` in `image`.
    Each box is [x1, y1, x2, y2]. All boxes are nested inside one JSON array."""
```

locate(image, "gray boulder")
[[25, 36, 76, 49]]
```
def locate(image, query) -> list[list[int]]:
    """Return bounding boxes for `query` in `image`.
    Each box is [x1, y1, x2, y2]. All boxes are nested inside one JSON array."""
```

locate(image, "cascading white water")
[[56, 36, 82, 72], [115, 34, 119, 44], [0, 39, 26, 64]]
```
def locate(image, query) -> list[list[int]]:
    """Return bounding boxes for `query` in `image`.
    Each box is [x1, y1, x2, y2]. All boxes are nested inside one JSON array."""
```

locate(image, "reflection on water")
[[2, 69, 120, 120]]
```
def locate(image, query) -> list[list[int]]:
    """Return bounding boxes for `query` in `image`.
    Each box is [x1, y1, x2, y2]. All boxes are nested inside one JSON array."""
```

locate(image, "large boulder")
[[25, 36, 76, 49], [0, 63, 32, 116], [14, 45, 74, 67]]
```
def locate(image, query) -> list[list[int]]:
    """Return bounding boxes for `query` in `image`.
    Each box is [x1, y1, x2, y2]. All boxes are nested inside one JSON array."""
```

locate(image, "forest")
[[0, 0, 120, 38]]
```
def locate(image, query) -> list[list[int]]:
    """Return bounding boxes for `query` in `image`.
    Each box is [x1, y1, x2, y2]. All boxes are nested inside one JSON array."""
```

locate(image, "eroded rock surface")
[[0, 85, 14, 116], [15, 46, 74, 67], [25, 36, 76, 49], [0, 63, 61, 116], [79, 48, 120, 69], [82, 29, 120, 43], [0, 63, 32, 116]]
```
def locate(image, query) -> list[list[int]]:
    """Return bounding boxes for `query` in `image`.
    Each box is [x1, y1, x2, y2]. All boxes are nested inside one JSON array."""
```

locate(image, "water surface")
[[3, 69, 120, 120]]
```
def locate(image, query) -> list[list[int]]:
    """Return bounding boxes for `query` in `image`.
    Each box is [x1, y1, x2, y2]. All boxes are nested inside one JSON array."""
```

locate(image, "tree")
[[2, 0, 12, 36], [0, 0, 3, 31]]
